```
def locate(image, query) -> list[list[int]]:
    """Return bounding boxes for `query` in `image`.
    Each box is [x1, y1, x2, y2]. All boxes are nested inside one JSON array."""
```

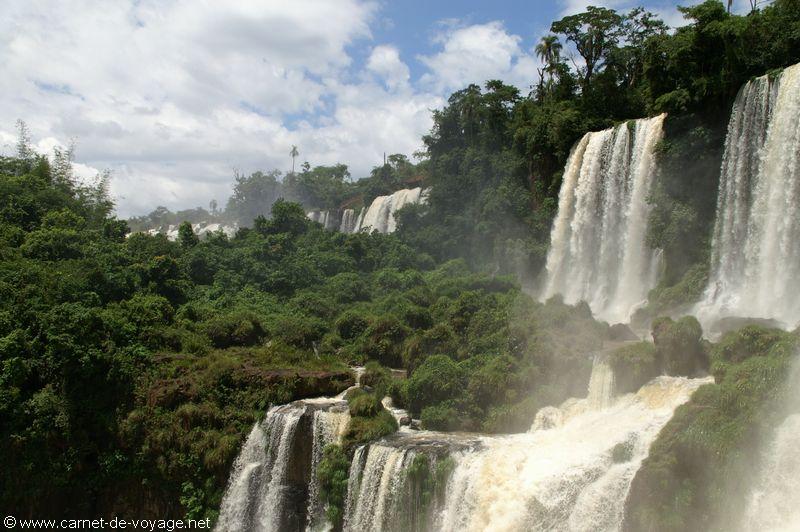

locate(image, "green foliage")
[[652, 316, 709, 376], [317, 444, 350, 527], [624, 326, 799, 532], [342, 387, 398, 449], [609, 342, 658, 394]]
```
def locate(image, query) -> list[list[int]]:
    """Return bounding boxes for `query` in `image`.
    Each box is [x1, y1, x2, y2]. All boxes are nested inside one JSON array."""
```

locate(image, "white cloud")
[[0, 0, 384, 216], [418, 21, 540, 93], [0, 1, 559, 218], [367, 45, 410, 90]]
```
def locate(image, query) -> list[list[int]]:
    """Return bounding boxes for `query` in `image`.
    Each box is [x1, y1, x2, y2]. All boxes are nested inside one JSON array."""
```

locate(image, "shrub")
[[609, 342, 659, 394], [406, 355, 466, 416], [317, 445, 350, 528]]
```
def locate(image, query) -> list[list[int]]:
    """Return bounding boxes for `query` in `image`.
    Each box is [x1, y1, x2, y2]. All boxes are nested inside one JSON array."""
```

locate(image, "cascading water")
[[215, 399, 350, 532], [305, 405, 351, 531], [337, 358, 708, 532], [305, 188, 425, 234], [215, 405, 304, 532], [697, 63, 800, 329], [541, 115, 666, 324], [339, 208, 364, 234], [358, 187, 424, 234], [740, 357, 800, 531], [438, 374, 710, 532], [307, 210, 341, 231], [586, 355, 615, 410]]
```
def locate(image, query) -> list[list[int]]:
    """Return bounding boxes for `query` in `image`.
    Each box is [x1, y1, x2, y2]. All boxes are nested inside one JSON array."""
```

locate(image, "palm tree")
[[290, 145, 299, 174], [535, 35, 563, 79]]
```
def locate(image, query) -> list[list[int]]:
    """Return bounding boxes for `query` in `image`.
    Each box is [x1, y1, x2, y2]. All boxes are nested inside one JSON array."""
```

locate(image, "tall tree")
[[551, 6, 624, 92], [290, 145, 299, 174], [535, 35, 564, 94]]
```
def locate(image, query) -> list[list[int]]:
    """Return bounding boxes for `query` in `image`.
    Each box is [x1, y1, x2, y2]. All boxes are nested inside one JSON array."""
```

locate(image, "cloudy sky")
[[1, 0, 753, 217]]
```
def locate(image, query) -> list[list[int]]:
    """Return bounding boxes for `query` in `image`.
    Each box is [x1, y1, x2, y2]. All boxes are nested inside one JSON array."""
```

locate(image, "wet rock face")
[[609, 323, 639, 341]]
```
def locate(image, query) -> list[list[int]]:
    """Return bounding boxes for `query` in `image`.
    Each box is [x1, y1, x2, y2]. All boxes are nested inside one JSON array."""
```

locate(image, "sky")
[[0, 0, 755, 217]]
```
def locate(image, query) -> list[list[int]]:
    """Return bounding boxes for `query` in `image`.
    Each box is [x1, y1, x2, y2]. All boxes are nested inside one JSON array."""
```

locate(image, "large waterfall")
[[336, 359, 708, 532], [697, 63, 800, 329], [215, 399, 349, 532], [541, 115, 666, 324], [306, 187, 425, 235], [435, 375, 709, 532]]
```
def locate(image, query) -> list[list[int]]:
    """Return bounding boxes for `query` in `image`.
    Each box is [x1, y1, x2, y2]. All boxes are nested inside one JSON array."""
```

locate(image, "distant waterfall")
[[306, 187, 425, 234], [359, 187, 424, 233], [698, 63, 800, 328], [215, 399, 349, 532], [541, 115, 666, 324], [339, 208, 363, 234], [307, 210, 340, 231]]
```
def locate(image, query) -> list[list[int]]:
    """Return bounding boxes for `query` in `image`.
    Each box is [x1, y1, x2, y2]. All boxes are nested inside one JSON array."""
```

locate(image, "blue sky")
[[0, 0, 750, 217]]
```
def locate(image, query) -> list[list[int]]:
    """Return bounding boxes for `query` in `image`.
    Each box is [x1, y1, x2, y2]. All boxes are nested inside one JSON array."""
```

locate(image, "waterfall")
[[740, 357, 800, 531], [305, 188, 425, 235], [586, 355, 615, 410], [342, 444, 418, 531], [306, 406, 351, 531], [541, 115, 666, 324], [216, 405, 304, 532], [339, 208, 363, 234], [697, 63, 800, 328], [438, 376, 710, 532], [334, 354, 705, 532], [742, 415, 800, 531], [215, 399, 349, 532], [307, 210, 340, 231], [358, 187, 424, 234], [341, 433, 478, 532]]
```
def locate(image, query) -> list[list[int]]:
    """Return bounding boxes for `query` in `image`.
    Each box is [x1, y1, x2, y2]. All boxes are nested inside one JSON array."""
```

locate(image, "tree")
[[225, 170, 282, 226], [290, 145, 299, 174], [177, 221, 199, 248], [551, 7, 624, 92], [535, 35, 563, 93]]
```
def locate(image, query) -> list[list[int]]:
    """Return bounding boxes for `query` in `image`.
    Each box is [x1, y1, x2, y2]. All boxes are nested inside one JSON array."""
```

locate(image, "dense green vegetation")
[[625, 325, 799, 531], [3, 0, 800, 524], [0, 142, 607, 519]]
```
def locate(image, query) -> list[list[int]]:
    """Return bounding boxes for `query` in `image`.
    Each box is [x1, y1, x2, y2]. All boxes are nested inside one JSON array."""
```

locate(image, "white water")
[[215, 399, 349, 532], [741, 357, 800, 531], [586, 355, 615, 410], [697, 63, 800, 329], [305, 188, 425, 234], [358, 187, 424, 234], [338, 358, 708, 532], [339, 208, 363, 234], [306, 406, 351, 531], [342, 444, 418, 531], [541, 115, 666, 324], [216, 405, 304, 532], [439, 375, 709, 532]]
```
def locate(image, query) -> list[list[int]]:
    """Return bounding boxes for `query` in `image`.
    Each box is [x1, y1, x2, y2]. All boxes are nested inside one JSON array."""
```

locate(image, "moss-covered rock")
[[652, 315, 709, 376], [608, 342, 659, 394]]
